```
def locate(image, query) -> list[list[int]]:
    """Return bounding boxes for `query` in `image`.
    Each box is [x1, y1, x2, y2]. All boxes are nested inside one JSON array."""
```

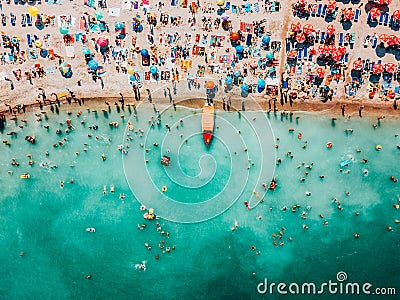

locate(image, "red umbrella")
[[352, 60, 363, 70], [96, 37, 108, 47], [383, 0, 391, 4], [384, 62, 397, 73], [392, 10, 400, 21], [331, 52, 342, 62], [369, 7, 381, 20], [303, 24, 315, 35], [344, 9, 355, 20], [287, 50, 298, 59], [327, 0, 336, 11], [372, 64, 384, 75], [327, 45, 337, 54], [318, 44, 328, 55], [388, 35, 399, 46], [327, 24, 335, 35], [338, 46, 347, 55], [309, 47, 317, 55], [296, 33, 306, 43], [316, 67, 325, 78], [379, 34, 390, 43], [230, 32, 239, 41], [290, 22, 302, 32]]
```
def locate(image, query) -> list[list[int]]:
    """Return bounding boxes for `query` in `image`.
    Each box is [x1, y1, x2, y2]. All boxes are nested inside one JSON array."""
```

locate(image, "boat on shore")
[[202, 103, 214, 146]]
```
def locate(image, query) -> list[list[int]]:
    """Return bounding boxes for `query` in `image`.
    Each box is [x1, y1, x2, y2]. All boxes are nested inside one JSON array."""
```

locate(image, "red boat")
[[202, 103, 214, 146]]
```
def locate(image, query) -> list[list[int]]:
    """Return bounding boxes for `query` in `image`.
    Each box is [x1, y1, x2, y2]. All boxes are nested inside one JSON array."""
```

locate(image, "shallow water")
[[0, 103, 399, 299]]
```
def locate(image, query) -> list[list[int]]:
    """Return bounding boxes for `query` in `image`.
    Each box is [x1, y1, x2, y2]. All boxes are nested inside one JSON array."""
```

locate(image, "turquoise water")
[[0, 103, 399, 299]]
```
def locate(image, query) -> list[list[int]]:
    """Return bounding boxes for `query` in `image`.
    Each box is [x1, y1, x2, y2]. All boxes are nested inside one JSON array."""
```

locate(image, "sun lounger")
[[225, 2, 231, 10], [344, 53, 349, 63], [27, 34, 33, 47], [394, 86, 399, 95], [21, 14, 26, 27], [316, 4, 322, 17], [371, 36, 377, 48], [311, 4, 317, 17], [26, 14, 32, 26], [303, 47, 308, 60], [253, 2, 260, 13], [350, 33, 356, 44], [354, 9, 360, 22], [383, 13, 389, 26], [296, 64, 303, 75], [297, 50, 302, 60], [367, 13, 372, 24], [321, 4, 327, 17], [315, 30, 320, 43], [320, 32, 326, 43], [379, 13, 384, 25]]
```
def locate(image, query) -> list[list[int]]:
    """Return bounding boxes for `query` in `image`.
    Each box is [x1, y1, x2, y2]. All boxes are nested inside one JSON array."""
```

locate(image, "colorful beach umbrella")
[[290, 22, 301, 32], [327, 0, 336, 11], [28, 6, 39, 16], [296, 33, 306, 43], [379, 33, 390, 43], [384, 63, 397, 73], [233, 70, 241, 78], [388, 35, 399, 46], [240, 83, 249, 92], [303, 24, 314, 35], [352, 60, 363, 70], [217, 0, 225, 6], [287, 50, 298, 59], [369, 7, 381, 20], [327, 24, 335, 35], [382, 0, 391, 4], [372, 64, 384, 75], [205, 81, 215, 89], [96, 37, 108, 47], [316, 67, 325, 78], [343, 9, 355, 21], [331, 52, 342, 62], [392, 10, 400, 21]]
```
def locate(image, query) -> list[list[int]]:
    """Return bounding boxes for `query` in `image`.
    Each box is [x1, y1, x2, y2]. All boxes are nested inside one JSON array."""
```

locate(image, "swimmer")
[[390, 176, 398, 183], [103, 185, 107, 195], [110, 185, 114, 193], [60, 181, 64, 188], [101, 154, 106, 161], [119, 193, 125, 200]]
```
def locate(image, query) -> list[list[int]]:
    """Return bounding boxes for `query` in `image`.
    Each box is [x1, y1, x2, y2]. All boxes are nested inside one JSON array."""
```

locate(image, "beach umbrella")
[[88, 60, 98, 70], [28, 6, 39, 17], [235, 45, 244, 53], [115, 22, 124, 30], [233, 70, 241, 78], [296, 33, 306, 43], [225, 76, 233, 85], [316, 67, 325, 78], [249, 61, 258, 69], [129, 74, 137, 82], [94, 11, 104, 20], [34, 40, 42, 48], [262, 36, 271, 44], [388, 35, 399, 46], [217, 0, 225, 6], [96, 37, 108, 47], [384, 63, 397, 73], [127, 68, 135, 74], [257, 78, 266, 88], [392, 10, 400, 21], [59, 62, 72, 77], [230, 32, 239, 41], [352, 60, 363, 70], [240, 83, 249, 92], [303, 24, 314, 35], [327, 24, 335, 35], [372, 64, 384, 75], [369, 7, 381, 20], [327, 44, 337, 54], [205, 81, 215, 89], [382, 0, 391, 4], [338, 46, 347, 55], [318, 45, 328, 55], [82, 48, 90, 55], [40, 49, 48, 58], [378, 33, 390, 43], [149, 65, 158, 74], [287, 50, 298, 59], [221, 13, 229, 21], [290, 22, 301, 32], [343, 9, 355, 20], [60, 27, 69, 35], [327, 0, 336, 11], [331, 52, 342, 62], [140, 49, 149, 56], [265, 52, 274, 60]]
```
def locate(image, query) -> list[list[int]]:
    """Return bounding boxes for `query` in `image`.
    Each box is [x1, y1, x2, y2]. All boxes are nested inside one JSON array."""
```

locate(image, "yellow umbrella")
[[34, 40, 42, 48], [217, 0, 225, 6], [127, 68, 135, 74], [28, 6, 39, 17]]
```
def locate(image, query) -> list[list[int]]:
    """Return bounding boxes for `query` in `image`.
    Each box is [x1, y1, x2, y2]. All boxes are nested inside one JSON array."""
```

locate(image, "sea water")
[[0, 103, 399, 299]]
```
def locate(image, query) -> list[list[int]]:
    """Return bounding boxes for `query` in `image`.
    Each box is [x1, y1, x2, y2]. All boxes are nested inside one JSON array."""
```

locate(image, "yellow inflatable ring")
[[161, 186, 167, 192], [376, 145, 382, 151]]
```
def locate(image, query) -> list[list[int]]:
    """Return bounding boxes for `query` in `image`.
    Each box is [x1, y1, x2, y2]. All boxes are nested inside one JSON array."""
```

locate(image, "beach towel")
[[28, 49, 38, 60], [46, 66, 57, 74], [65, 46, 75, 58], [108, 8, 120, 17], [253, 2, 259, 13], [240, 22, 253, 32]]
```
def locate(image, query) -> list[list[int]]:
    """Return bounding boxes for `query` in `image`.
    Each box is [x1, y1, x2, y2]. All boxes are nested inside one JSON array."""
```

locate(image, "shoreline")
[[1, 94, 399, 120]]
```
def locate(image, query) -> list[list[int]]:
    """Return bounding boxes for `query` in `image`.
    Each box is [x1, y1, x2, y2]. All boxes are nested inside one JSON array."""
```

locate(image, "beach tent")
[[303, 24, 314, 35], [369, 7, 381, 20], [372, 64, 383, 75], [28, 6, 39, 17], [65, 46, 75, 58], [88, 60, 98, 70], [296, 33, 306, 43], [327, 24, 335, 36], [384, 63, 397, 73], [352, 60, 363, 70], [316, 67, 325, 78], [290, 22, 301, 32]]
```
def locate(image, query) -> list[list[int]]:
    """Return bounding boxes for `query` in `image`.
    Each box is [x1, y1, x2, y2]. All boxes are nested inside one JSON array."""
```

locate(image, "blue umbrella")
[[262, 36, 270, 44], [40, 49, 48, 58], [115, 22, 124, 30], [225, 76, 233, 85], [241, 90, 249, 98], [266, 52, 274, 60], [88, 60, 98, 70], [130, 74, 138, 82], [235, 45, 244, 53], [257, 78, 266, 92], [82, 48, 90, 55], [140, 49, 149, 57], [149, 65, 158, 74], [233, 70, 241, 78], [240, 83, 249, 92]]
